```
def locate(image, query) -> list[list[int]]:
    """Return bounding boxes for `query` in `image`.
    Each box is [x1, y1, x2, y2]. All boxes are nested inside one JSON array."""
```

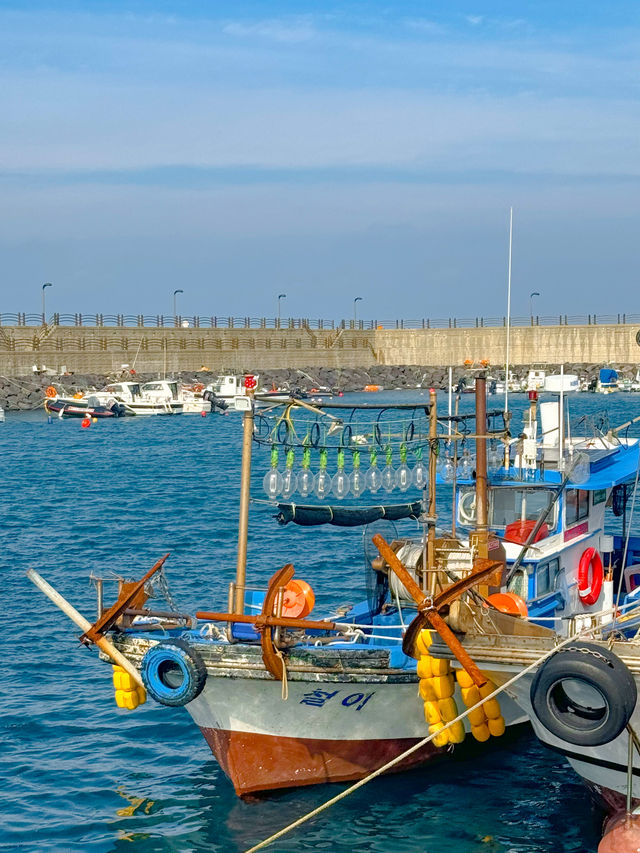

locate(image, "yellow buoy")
[[479, 680, 497, 699], [429, 723, 449, 748], [448, 720, 466, 744], [471, 722, 491, 742], [424, 700, 442, 726], [430, 675, 455, 700], [416, 657, 432, 679], [419, 679, 437, 702], [488, 716, 506, 737], [455, 669, 474, 689], [415, 629, 433, 656], [482, 698, 502, 720], [461, 685, 481, 706], [430, 657, 451, 676], [466, 706, 487, 727], [438, 697, 458, 722]]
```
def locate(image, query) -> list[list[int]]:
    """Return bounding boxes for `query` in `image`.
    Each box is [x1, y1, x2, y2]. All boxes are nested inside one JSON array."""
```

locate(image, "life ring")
[[458, 491, 477, 525], [578, 547, 603, 605], [280, 579, 315, 619], [45, 386, 57, 398], [141, 639, 207, 706], [192, 383, 205, 392], [530, 642, 636, 746]]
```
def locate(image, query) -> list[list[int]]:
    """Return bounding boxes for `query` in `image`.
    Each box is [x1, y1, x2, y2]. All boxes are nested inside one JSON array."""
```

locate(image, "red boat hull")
[[200, 727, 441, 795]]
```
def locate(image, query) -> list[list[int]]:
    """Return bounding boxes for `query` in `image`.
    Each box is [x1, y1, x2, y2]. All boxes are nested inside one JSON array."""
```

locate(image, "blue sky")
[[1, 1, 639, 320]]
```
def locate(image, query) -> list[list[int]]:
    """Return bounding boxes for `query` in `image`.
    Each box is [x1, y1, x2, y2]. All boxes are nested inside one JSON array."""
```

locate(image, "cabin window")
[[592, 489, 607, 506], [565, 489, 589, 525], [144, 383, 163, 391], [507, 569, 528, 599], [535, 558, 560, 597], [488, 487, 555, 530]]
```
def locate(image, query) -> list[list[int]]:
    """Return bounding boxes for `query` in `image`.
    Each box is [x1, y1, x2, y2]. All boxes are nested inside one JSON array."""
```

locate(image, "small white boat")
[[96, 381, 184, 415]]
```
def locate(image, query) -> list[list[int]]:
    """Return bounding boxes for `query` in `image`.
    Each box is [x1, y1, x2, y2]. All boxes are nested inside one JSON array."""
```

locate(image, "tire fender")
[[141, 638, 207, 707], [530, 642, 637, 747]]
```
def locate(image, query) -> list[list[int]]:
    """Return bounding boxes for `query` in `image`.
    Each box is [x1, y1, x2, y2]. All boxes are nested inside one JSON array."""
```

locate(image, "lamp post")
[[42, 282, 52, 325], [529, 291, 540, 325], [353, 296, 363, 327], [173, 289, 184, 326], [277, 293, 286, 328]]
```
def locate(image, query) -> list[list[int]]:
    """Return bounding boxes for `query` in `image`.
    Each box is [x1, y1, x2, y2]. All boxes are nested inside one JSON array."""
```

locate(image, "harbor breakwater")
[[1, 322, 639, 376], [2, 362, 638, 411]]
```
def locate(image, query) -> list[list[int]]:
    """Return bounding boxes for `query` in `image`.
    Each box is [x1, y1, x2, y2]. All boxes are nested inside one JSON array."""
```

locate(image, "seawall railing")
[[1, 313, 638, 329]]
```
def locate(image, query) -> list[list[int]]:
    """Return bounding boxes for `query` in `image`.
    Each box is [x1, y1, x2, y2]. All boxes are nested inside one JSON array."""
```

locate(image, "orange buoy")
[[599, 813, 640, 852], [363, 385, 381, 392], [45, 386, 57, 398], [487, 592, 528, 618], [280, 579, 315, 619], [81, 416, 91, 429]]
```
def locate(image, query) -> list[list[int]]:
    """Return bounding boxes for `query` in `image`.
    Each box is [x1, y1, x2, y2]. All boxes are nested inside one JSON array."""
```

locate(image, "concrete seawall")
[[1, 323, 638, 375]]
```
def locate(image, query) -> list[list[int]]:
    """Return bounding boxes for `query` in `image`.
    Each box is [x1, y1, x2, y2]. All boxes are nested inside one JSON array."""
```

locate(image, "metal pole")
[[278, 293, 286, 328], [354, 296, 363, 327], [447, 366, 453, 437], [234, 392, 255, 612], [173, 289, 183, 326], [504, 208, 513, 466], [42, 282, 52, 325], [475, 372, 488, 536], [427, 388, 437, 583]]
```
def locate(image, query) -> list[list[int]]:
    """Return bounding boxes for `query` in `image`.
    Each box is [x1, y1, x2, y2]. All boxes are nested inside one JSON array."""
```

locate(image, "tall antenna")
[[504, 207, 513, 466]]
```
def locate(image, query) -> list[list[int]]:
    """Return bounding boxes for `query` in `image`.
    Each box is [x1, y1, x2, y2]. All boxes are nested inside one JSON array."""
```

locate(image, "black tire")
[[530, 642, 637, 747], [141, 638, 207, 707]]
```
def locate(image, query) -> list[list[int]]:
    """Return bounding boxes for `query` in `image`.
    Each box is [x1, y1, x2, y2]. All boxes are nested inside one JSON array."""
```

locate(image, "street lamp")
[[173, 289, 184, 325], [277, 293, 286, 328], [42, 282, 52, 325], [353, 296, 363, 327], [529, 291, 540, 324]]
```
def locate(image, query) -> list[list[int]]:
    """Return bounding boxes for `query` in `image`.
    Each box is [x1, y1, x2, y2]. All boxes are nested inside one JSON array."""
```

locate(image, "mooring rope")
[[244, 624, 595, 853]]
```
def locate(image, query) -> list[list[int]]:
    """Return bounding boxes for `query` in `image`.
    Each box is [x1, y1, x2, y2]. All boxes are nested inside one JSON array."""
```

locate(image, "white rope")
[[244, 623, 595, 853]]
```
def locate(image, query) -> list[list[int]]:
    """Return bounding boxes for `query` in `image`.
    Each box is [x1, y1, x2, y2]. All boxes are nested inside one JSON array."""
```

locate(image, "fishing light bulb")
[[457, 450, 474, 480], [382, 447, 396, 493], [487, 443, 503, 475], [315, 449, 330, 499], [365, 449, 382, 493], [298, 447, 315, 498], [263, 446, 283, 499], [332, 449, 350, 499], [412, 447, 427, 489], [349, 450, 365, 498], [442, 455, 455, 483], [282, 448, 298, 499], [395, 443, 411, 492]]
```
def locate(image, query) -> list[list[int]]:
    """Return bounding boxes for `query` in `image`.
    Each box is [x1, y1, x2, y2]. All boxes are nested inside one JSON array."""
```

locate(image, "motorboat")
[[95, 380, 184, 415], [44, 387, 127, 419]]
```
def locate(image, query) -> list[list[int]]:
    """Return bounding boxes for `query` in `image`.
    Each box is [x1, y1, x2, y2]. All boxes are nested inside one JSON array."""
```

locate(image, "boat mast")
[[427, 388, 437, 591], [471, 372, 489, 560], [234, 381, 255, 613], [504, 206, 513, 467]]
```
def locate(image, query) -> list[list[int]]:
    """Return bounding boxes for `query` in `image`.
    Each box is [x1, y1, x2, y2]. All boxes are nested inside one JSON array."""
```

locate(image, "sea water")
[[3, 390, 638, 852]]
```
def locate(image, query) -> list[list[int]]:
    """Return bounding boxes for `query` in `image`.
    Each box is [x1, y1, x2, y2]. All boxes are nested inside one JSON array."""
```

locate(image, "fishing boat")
[[31, 371, 640, 802], [30, 378, 534, 796]]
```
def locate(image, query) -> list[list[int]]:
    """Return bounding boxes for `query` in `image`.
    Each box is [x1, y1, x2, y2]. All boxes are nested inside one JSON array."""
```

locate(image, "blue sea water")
[[3, 390, 640, 853]]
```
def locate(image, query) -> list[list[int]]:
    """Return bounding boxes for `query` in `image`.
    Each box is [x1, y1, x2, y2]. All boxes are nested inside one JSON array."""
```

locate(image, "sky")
[[1, 1, 640, 321]]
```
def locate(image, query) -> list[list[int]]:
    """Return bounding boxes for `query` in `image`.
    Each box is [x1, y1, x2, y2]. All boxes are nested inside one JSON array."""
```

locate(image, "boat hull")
[[200, 727, 438, 795], [115, 633, 525, 796]]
